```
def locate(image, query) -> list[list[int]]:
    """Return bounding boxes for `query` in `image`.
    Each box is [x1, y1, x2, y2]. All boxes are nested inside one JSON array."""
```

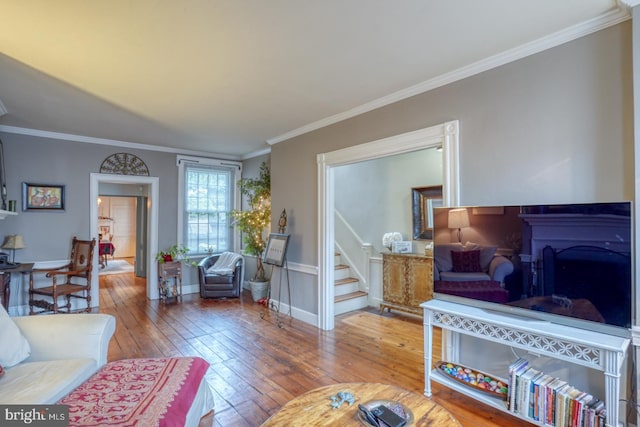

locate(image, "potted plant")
[[155, 244, 195, 266], [231, 161, 271, 301]]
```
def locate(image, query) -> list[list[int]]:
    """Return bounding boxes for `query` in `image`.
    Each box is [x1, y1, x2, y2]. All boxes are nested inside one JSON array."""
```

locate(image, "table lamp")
[[2, 234, 25, 264], [448, 208, 469, 243]]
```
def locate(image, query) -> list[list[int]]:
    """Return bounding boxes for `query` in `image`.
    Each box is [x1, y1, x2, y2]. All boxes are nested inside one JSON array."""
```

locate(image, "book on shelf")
[[567, 387, 586, 427], [555, 383, 574, 426], [583, 398, 605, 427], [545, 378, 568, 426], [505, 358, 605, 427], [534, 374, 554, 422], [507, 358, 529, 413], [574, 392, 595, 427], [520, 368, 541, 418]]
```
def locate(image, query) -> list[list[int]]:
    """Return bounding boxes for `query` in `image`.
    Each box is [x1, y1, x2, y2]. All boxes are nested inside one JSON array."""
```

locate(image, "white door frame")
[[89, 173, 159, 302], [317, 120, 460, 330]]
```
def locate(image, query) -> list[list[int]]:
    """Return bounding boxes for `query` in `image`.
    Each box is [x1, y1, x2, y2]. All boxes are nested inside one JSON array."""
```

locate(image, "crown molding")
[[241, 146, 271, 160], [0, 125, 242, 160], [267, 6, 630, 146]]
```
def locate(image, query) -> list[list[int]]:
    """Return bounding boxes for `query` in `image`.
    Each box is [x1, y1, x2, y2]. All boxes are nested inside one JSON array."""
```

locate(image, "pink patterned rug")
[[58, 357, 209, 427]]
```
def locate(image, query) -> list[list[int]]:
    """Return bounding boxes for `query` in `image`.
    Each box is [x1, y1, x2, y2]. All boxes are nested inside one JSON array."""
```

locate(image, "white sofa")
[[434, 241, 514, 284], [0, 306, 215, 426], [0, 307, 115, 404]]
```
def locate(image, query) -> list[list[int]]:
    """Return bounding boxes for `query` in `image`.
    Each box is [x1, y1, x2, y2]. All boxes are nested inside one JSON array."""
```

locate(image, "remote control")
[[358, 404, 378, 426], [371, 404, 406, 427]]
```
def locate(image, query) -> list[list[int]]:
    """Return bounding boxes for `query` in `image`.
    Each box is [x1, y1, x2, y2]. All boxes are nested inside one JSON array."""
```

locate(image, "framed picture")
[[22, 182, 65, 211], [263, 233, 290, 267]]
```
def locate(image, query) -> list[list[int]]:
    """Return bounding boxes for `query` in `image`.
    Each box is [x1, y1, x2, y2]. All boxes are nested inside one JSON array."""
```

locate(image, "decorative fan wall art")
[[100, 153, 149, 176]]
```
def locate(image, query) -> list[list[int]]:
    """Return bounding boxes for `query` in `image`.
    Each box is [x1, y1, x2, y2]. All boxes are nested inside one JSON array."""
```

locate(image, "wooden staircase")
[[334, 252, 368, 315]]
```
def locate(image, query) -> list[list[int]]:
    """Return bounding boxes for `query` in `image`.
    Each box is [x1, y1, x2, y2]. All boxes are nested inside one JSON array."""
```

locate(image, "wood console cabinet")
[[158, 261, 182, 303], [381, 253, 433, 315]]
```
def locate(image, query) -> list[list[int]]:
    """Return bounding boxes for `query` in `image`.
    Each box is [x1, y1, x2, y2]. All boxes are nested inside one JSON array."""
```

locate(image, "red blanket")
[[434, 280, 509, 303], [58, 357, 209, 427]]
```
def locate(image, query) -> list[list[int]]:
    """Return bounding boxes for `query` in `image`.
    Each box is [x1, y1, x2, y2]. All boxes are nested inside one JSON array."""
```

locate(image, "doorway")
[[90, 173, 159, 304], [98, 196, 137, 258], [317, 121, 460, 330], [97, 194, 147, 277]]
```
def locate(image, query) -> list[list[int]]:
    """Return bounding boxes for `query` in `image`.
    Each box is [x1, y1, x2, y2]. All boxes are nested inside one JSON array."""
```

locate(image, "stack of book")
[[507, 358, 606, 427]]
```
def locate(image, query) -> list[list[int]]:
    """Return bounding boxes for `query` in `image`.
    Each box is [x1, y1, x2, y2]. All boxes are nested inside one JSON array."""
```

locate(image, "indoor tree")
[[231, 161, 271, 282]]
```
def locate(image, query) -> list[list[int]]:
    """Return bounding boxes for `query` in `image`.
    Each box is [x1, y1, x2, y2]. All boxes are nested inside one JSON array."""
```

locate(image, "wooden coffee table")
[[262, 382, 462, 426]]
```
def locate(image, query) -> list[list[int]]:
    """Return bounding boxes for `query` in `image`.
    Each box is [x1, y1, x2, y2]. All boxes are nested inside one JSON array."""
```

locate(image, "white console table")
[[421, 299, 630, 427]]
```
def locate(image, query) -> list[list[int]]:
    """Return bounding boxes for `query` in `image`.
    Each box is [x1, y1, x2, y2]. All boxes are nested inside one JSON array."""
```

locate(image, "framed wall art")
[[263, 233, 290, 267], [22, 182, 65, 211]]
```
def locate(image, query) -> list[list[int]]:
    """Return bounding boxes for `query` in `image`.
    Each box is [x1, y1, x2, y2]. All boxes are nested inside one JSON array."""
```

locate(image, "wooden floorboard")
[[98, 265, 528, 426]]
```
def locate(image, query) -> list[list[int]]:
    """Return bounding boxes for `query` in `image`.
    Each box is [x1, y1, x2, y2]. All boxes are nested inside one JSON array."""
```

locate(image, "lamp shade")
[[448, 208, 470, 229], [2, 234, 25, 250]]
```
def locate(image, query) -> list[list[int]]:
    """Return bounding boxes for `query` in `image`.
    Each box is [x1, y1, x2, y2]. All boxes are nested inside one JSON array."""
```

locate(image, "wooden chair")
[[29, 236, 96, 314]]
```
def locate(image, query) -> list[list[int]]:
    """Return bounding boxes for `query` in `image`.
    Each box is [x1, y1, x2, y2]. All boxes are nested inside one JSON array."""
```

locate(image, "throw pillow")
[[0, 305, 31, 367], [433, 242, 464, 272], [451, 250, 482, 273], [464, 242, 498, 271]]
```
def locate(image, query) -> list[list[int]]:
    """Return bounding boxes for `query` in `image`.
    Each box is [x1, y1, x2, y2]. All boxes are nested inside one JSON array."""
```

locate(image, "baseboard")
[[182, 283, 199, 295], [266, 298, 317, 327]]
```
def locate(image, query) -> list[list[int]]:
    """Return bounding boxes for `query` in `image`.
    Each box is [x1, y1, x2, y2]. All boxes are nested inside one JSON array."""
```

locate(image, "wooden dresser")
[[381, 252, 433, 315]]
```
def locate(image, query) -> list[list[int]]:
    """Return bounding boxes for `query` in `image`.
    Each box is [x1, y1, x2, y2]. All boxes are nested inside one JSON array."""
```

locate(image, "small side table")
[[158, 261, 182, 303]]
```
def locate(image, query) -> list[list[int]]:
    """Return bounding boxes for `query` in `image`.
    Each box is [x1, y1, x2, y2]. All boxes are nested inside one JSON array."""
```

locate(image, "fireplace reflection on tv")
[[433, 202, 632, 337]]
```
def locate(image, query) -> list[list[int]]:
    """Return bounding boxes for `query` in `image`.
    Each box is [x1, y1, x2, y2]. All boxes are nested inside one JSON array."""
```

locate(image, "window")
[[177, 156, 241, 256]]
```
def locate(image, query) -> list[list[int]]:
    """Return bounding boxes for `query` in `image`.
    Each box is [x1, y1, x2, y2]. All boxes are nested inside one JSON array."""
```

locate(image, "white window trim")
[[177, 155, 242, 254]]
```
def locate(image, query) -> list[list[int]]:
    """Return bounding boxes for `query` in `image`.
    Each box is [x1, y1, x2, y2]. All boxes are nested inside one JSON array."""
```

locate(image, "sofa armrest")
[[488, 256, 514, 283], [13, 313, 115, 368], [233, 258, 244, 290], [198, 255, 220, 270], [198, 255, 220, 284]]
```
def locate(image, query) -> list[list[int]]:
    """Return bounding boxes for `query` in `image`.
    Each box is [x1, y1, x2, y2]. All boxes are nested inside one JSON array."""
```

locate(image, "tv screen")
[[432, 202, 632, 337]]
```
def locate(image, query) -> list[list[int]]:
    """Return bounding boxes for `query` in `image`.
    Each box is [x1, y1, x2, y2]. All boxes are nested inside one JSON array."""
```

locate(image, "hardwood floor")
[[98, 269, 527, 426]]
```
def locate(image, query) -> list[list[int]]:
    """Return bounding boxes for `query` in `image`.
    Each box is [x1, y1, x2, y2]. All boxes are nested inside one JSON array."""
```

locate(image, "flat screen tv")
[[432, 202, 633, 337]]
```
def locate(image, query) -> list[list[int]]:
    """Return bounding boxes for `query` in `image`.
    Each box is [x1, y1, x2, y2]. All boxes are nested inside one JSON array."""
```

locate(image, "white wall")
[[334, 147, 442, 254]]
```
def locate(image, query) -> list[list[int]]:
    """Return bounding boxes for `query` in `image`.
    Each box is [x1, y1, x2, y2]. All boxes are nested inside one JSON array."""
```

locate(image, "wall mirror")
[[412, 185, 443, 240]]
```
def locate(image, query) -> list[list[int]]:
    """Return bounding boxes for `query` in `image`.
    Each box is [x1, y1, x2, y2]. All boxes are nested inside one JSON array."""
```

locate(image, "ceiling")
[[0, 1, 632, 159]]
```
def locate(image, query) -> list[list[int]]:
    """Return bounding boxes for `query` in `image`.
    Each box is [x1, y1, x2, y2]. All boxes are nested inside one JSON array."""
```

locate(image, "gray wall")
[[271, 22, 633, 270], [0, 130, 269, 291], [270, 22, 632, 318], [0, 134, 180, 262]]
